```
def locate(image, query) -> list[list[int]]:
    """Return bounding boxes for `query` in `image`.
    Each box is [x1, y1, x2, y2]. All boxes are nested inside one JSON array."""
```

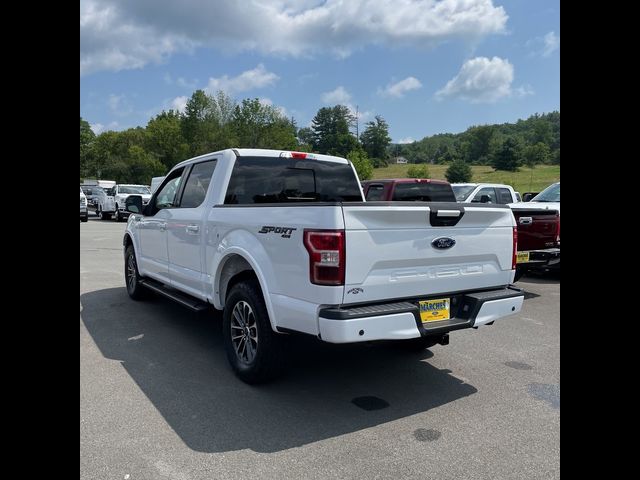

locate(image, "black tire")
[[223, 279, 285, 384], [124, 245, 149, 300], [399, 336, 439, 352], [81, 214, 88, 222], [100, 210, 111, 220], [115, 205, 123, 222]]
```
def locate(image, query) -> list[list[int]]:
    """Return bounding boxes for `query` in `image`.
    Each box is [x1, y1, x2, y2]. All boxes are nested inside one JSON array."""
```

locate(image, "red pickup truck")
[[509, 182, 560, 281], [361, 178, 457, 202]]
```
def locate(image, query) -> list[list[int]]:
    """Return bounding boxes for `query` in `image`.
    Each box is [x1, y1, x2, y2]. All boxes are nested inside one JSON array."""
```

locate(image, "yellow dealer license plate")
[[419, 298, 450, 323], [516, 251, 530, 264]]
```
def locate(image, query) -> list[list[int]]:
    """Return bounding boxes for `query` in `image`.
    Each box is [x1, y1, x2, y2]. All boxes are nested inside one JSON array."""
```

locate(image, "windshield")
[[119, 186, 150, 194], [451, 185, 476, 202], [531, 183, 560, 202]]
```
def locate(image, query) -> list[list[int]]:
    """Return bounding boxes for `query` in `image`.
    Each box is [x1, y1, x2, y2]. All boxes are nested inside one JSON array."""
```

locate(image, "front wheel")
[[124, 245, 149, 300], [222, 279, 285, 384]]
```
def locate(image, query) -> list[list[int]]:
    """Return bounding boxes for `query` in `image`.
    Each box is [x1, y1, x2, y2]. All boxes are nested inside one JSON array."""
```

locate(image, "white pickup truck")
[[123, 148, 524, 383], [452, 183, 521, 204], [96, 184, 152, 221]]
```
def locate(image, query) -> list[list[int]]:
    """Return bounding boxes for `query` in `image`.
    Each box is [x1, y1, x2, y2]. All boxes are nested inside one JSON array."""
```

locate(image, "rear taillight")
[[512, 226, 518, 270], [556, 218, 560, 246], [303, 229, 345, 285]]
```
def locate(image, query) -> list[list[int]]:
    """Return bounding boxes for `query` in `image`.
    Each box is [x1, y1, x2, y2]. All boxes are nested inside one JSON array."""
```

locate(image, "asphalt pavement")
[[80, 217, 559, 480]]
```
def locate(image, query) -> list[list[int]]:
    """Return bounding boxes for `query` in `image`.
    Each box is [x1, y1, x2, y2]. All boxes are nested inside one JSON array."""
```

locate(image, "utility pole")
[[355, 105, 359, 139]]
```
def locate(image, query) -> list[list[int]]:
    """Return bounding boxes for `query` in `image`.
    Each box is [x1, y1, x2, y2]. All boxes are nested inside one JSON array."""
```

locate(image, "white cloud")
[[526, 31, 560, 58], [435, 56, 514, 103], [322, 86, 351, 105], [379, 77, 422, 98], [170, 96, 188, 113], [542, 31, 560, 57], [90, 121, 119, 134], [320, 86, 370, 122], [514, 84, 534, 97], [259, 97, 288, 118], [107, 94, 133, 116], [81, 0, 508, 75], [397, 137, 415, 144], [176, 77, 198, 89], [205, 64, 279, 95]]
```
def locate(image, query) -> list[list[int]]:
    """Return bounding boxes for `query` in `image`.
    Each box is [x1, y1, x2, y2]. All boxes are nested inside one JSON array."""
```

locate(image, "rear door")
[[341, 203, 515, 305]]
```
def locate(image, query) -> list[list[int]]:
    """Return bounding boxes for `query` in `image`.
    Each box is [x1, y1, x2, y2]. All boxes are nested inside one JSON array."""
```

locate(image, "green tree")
[[231, 98, 297, 149], [126, 145, 166, 184], [492, 138, 522, 172], [360, 115, 391, 160], [445, 159, 473, 183], [465, 125, 495, 164], [407, 164, 430, 178], [522, 142, 551, 168], [297, 127, 314, 147], [347, 147, 373, 180], [181, 90, 217, 156], [145, 110, 189, 170], [80, 117, 96, 178], [310, 105, 358, 156]]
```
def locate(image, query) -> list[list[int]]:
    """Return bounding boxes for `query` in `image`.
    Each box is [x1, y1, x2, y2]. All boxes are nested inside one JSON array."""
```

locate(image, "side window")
[[155, 168, 185, 210], [496, 188, 513, 204], [365, 185, 385, 200], [472, 187, 497, 203], [179, 160, 217, 208]]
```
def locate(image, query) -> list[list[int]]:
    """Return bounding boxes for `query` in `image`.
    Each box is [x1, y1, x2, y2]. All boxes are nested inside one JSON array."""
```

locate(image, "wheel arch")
[[214, 251, 278, 332]]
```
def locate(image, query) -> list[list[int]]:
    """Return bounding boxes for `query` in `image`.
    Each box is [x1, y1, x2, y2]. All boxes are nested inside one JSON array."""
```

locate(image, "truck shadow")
[[81, 288, 477, 453]]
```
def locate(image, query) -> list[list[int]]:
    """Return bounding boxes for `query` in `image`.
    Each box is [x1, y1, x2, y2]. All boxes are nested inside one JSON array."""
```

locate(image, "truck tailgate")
[[511, 208, 559, 251], [341, 203, 515, 305]]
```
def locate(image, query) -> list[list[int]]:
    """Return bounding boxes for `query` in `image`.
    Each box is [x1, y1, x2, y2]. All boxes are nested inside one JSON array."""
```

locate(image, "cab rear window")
[[224, 156, 363, 204], [392, 183, 456, 202]]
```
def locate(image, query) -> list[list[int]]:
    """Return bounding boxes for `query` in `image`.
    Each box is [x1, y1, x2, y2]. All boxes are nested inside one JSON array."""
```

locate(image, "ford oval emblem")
[[432, 237, 456, 249]]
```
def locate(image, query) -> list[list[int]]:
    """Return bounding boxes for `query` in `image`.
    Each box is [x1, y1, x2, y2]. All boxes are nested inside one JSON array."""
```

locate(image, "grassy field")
[[370, 164, 560, 193]]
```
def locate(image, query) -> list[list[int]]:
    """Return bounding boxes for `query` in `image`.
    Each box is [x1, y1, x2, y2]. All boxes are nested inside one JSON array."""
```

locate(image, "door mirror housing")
[[125, 195, 143, 214]]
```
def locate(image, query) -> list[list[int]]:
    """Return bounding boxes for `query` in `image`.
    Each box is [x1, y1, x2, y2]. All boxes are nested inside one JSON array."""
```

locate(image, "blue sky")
[[80, 0, 559, 144]]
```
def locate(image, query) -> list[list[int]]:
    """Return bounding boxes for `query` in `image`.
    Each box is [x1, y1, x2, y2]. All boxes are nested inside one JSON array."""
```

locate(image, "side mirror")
[[523, 193, 535, 202], [125, 195, 143, 214], [480, 194, 491, 203]]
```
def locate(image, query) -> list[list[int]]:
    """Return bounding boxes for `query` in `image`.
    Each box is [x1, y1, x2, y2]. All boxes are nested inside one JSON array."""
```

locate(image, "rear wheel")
[[81, 213, 88, 222], [115, 205, 123, 222], [223, 279, 285, 384]]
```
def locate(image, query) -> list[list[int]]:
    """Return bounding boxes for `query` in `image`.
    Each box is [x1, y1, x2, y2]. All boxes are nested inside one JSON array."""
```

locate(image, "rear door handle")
[[186, 225, 200, 234], [159, 222, 167, 231]]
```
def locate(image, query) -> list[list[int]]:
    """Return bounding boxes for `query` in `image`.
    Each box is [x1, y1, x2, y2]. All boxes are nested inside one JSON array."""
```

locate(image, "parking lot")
[[80, 216, 559, 480]]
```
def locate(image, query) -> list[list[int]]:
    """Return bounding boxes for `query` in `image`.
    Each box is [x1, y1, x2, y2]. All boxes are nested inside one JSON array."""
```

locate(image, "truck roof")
[[451, 183, 514, 188], [173, 148, 349, 169], [362, 178, 451, 185]]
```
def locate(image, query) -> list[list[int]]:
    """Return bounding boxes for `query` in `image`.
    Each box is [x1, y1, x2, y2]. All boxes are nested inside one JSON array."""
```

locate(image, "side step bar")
[[138, 278, 209, 312]]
